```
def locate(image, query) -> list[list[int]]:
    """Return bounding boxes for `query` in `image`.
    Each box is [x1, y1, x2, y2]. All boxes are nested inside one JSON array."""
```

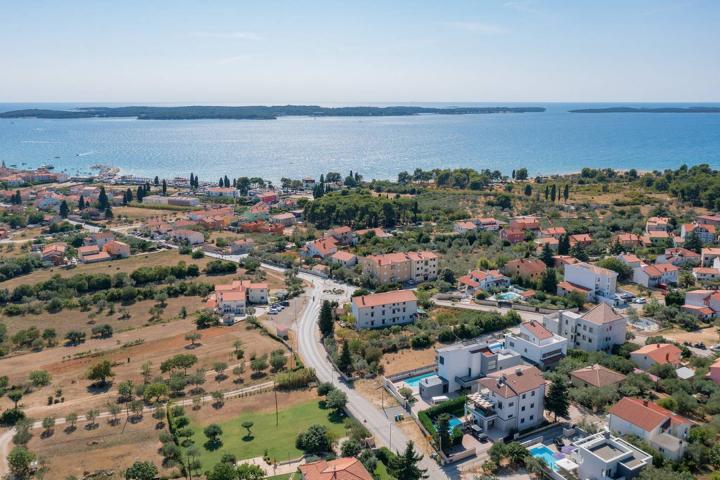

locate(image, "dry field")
[[0, 319, 286, 418], [380, 348, 436, 376], [112, 206, 185, 221]]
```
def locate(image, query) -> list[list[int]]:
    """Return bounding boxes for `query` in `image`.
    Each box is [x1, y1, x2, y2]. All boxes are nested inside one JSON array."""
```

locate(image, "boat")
[[40, 164, 55, 170]]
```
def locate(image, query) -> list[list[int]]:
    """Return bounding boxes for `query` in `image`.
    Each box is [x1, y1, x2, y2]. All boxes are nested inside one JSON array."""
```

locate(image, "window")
[[522, 394, 526, 399], [521, 406, 525, 411], [521, 418, 525, 424], [508, 402, 514, 407], [530, 415, 534, 420], [530, 403, 534, 408], [531, 391, 535, 397], [439, 356, 444, 365]]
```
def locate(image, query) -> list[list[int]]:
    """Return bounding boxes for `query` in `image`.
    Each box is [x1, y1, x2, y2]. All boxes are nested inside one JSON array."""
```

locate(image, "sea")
[[1, 102, 719, 183]]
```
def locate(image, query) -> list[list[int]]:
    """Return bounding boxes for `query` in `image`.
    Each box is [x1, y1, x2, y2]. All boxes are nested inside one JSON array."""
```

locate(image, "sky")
[[1, 0, 719, 103]]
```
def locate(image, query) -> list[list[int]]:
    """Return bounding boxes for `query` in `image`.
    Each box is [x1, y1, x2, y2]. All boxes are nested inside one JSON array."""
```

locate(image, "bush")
[[275, 368, 317, 390]]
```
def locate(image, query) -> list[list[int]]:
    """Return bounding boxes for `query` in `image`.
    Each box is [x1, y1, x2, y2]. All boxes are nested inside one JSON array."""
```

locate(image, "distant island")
[[0, 105, 546, 120], [569, 106, 720, 113]]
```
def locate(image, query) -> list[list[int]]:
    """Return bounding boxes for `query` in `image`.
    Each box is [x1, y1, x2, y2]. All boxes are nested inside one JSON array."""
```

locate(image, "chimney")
[[515, 368, 523, 376], [643, 400, 649, 407]]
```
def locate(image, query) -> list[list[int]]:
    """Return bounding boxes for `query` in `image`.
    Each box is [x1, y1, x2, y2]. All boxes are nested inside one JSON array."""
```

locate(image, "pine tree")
[[524, 184, 532, 196], [570, 243, 589, 262], [545, 377, 569, 421], [98, 186, 109, 210], [544, 185, 549, 200], [59, 200, 69, 218], [78, 195, 85, 210], [550, 184, 557, 202], [318, 301, 334, 337], [338, 341, 352, 374], [223, 175, 230, 188], [511, 169, 516, 179], [126, 188, 133, 203], [219, 177, 224, 187], [154, 176, 159, 186], [540, 268, 557, 293], [540, 242, 554, 267], [558, 235, 570, 255], [136, 186, 145, 202], [563, 184, 570, 202], [610, 240, 624, 255], [390, 441, 428, 480], [104, 205, 113, 219], [162, 179, 167, 195]]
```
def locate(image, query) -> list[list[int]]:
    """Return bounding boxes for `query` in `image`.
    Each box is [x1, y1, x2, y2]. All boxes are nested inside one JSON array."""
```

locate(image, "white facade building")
[[350, 290, 417, 330], [543, 304, 627, 353], [563, 262, 618, 303], [505, 320, 567, 369]]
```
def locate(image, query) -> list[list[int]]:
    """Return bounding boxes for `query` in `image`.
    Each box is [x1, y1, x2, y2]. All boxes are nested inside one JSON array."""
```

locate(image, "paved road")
[[295, 273, 454, 479]]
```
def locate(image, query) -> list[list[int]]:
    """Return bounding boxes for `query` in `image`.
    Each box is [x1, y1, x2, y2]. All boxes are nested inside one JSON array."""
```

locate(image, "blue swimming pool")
[[530, 445, 560, 471], [402, 372, 435, 388], [447, 416, 463, 431], [488, 341, 504, 352]]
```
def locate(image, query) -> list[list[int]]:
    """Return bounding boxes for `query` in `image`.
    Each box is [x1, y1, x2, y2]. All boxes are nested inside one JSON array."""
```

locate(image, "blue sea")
[[1, 103, 719, 182]]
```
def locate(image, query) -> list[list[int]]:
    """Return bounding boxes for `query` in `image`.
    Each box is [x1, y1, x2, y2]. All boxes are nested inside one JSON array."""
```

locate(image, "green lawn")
[[374, 461, 396, 480], [191, 399, 347, 466]]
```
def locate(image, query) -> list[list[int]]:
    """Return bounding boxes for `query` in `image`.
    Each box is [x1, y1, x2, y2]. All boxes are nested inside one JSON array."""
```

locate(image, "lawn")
[[375, 461, 396, 479], [191, 399, 347, 465]]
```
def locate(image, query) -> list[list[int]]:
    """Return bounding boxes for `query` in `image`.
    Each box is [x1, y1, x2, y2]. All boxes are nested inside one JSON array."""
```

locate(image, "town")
[[2, 163, 720, 480]]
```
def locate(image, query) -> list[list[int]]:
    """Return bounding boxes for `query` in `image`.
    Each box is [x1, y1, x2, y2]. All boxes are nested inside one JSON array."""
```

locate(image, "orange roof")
[[352, 289, 417, 308], [522, 320, 553, 340], [703, 247, 720, 255], [298, 458, 372, 480], [365, 251, 437, 266], [632, 343, 682, 366], [331, 251, 356, 261], [82, 252, 111, 262], [571, 364, 626, 387], [78, 245, 100, 255], [310, 237, 338, 255], [609, 397, 691, 432], [558, 280, 590, 293], [581, 303, 623, 325]]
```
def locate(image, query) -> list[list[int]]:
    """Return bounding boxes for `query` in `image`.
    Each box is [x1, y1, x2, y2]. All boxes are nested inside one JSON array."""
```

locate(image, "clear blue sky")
[[2, 0, 718, 103]]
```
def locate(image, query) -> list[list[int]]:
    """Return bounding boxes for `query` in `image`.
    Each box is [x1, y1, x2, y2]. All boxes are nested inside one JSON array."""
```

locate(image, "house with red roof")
[[324, 226, 353, 244], [608, 397, 692, 460], [298, 457, 372, 480], [630, 343, 682, 371], [692, 267, 720, 283], [683, 289, 720, 319], [458, 269, 510, 294], [210, 280, 268, 317], [681, 222, 716, 244], [329, 250, 357, 267], [569, 233, 592, 247], [351, 289, 417, 329], [303, 237, 338, 258], [656, 247, 701, 267], [501, 258, 546, 282], [701, 247, 720, 267], [632, 263, 679, 288], [454, 220, 478, 234], [612, 232, 643, 249]]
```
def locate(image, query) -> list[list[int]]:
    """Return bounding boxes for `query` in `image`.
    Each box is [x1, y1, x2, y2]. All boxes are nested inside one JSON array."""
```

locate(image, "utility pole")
[[274, 384, 279, 427]]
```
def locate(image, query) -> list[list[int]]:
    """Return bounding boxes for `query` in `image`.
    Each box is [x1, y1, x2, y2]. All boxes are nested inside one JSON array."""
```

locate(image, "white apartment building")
[[350, 289, 417, 330], [430, 339, 523, 394], [212, 280, 269, 315], [543, 304, 627, 353], [360, 251, 438, 285], [571, 432, 652, 480], [701, 247, 720, 267], [608, 397, 692, 461], [505, 320, 567, 369], [466, 365, 547, 435], [632, 263, 679, 288], [563, 262, 618, 303]]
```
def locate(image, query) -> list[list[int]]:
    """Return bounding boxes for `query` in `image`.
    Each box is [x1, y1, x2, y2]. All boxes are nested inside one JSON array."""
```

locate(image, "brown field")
[[658, 327, 720, 346], [28, 414, 170, 480], [381, 348, 436, 376], [0, 319, 286, 418], [354, 378, 400, 410], [113, 206, 185, 221]]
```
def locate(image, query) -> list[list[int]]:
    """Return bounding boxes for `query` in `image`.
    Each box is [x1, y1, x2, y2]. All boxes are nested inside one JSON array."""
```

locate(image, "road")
[[295, 273, 454, 479]]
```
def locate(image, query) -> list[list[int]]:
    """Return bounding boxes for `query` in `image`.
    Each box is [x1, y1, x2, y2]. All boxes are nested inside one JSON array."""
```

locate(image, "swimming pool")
[[402, 372, 435, 388], [530, 445, 559, 471], [447, 416, 463, 431], [496, 291, 523, 302], [488, 341, 504, 352]]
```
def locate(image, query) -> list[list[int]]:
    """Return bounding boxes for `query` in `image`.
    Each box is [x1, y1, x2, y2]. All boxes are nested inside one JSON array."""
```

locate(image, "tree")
[[206, 462, 237, 480], [318, 300, 334, 337], [8, 389, 23, 409], [236, 463, 265, 480], [204, 423, 223, 448], [87, 359, 115, 386], [398, 386, 416, 405], [326, 388, 348, 411], [250, 356, 268, 375], [341, 439, 363, 457], [66, 412, 78, 430], [8, 446, 36, 479], [108, 402, 121, 425], [563, 184, 569, 201], [389, 441, 428, 480], [185, 332, 202, 347], [42, 416, 56, 435], [270, 350, 288, 372], [436, 413, 451, 453], [233, 339, 244, 359], [28, 370, 51, 388], [86, 408, 100, 427], [241, 420, 254, 438], [143, 382, 169, 404], [65, 330, 86, 346], [125, 461, 158, 480], [78, 194, 86, 210], [685, 230, 703, 253], [546, 377, 570, 421], [296, 424, 332, 454], [524, 184, 532, 196], [540, 268, 558, 294], [98, 186, 109, 210], [59, 200, 69, 218], [540, 242, 554, 267], [338, 341, 353, 374], [162, 179, 167, 195], [558, 234, 570, 255], [195, 310, 220, 329]]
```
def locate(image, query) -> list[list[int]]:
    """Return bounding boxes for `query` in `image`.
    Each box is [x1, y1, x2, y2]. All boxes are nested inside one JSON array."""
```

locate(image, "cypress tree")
[[78, 195, 85, 210], [545, 377, 570, 421], [540, 242, 554, 267], [162, 179, 167, 195], [98, 186, 109, 210], [338, 341, 352, 374], [318, 301, 334, 337], [59, 200, 69, 218]]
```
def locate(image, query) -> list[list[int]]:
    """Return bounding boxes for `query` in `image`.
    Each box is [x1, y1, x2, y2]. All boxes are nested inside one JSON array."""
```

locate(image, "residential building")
[[543, 304, 627, 352], [329, 250, 357, 267], [571, 432, 652, 480], [350, 289, 417, 330], [510, 216, 540, 234], [77, 244, 100, 261], [141, 194, 169, 206], [430, 340, 522, 394], [86, 231, 115, 249], [270, 212, 296, 226], [257, 191, 278, 204], [569, 233, 592, 247], [457, 269, 510, 294], [504, 320, 567, 369], [206, 187, 238, 198], [360, 251, 438, 284], [230, 238, 255, 254], [642, 231, 671, 247], [707, 357, 720, 385], [570, 364, 626, 389], [556, 280, 591, 300], [697, 214, 720, 226], [608, 397, 692, 461], [617, 253, 642, 269], [499, 227, 525, 244], [40, 242, 67, 265], [169, 229, 204, 245], [692, 267, 720, 283], [82, 251, 112, 264], [534, 237, 559, 254], [298, 457, 372, 480], [630, 344, 682, 371], [701, 247, 720, 267], [475, 217, 499, 231], [466, 365, 547, 435], [683, 289, 720, 319], [646, 216, 670, 233], [612, 232, 643, 249], [655, 247, 701, 267], [324, 226, 354, 244], [563, 262, 618, 302], [681, 222, 716, 244], [454, 221, 478, 234], [552, 255, 579, 272], [103, 240, 130, 258], [540, 226, 566, 239], [303, 237, 338, 258], [501, 258, 546, 282], [211, 280, 268, 315], [632, 263, 679, 288]]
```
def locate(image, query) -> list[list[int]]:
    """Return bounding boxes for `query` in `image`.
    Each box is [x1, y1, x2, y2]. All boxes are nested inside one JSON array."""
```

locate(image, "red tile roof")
[[352, 289, 417, 308], [609, 397, 691, 432], [299, 458, 373, 480], [479, 365, 546, 398], [632, 343, 682, 366], [522, 320, 553, 340], [571, 364, 626, 387]]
